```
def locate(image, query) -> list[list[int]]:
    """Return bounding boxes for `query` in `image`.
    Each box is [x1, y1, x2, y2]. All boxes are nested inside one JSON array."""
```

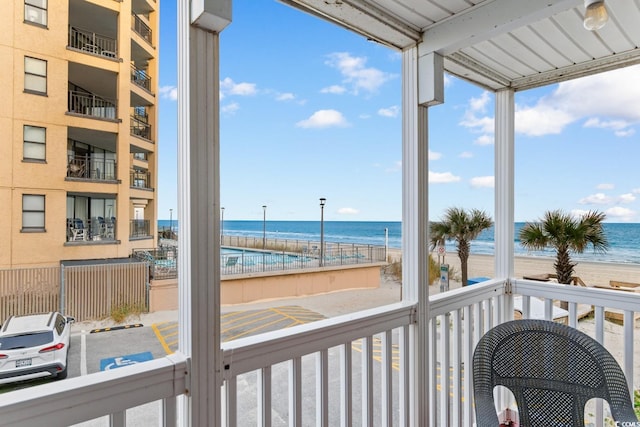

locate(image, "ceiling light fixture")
[[584, 0, 609, 31]]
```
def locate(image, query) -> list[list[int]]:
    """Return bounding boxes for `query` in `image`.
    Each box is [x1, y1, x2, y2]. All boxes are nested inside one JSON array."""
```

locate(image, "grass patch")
[[384, 255, 442, 286], [110, 303, 146, 324]]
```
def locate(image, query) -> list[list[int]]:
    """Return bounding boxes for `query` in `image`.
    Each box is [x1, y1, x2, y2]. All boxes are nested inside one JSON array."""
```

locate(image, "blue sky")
[[157, 1, 640, 223]]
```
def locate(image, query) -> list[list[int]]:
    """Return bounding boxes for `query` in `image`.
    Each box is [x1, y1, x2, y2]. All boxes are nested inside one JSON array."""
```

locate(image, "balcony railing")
[[130, 169, 152, 189], [130, 219, 151, 238], [131, 64, 152, 91], [68, 26, 118, 58], [66, 217, 116, 242], [68, 90, 117, 120], [67, 154, 117, 180], [131, 115, 152, 140], [132, 14, 152, 44], [0, 279, 637, 424]]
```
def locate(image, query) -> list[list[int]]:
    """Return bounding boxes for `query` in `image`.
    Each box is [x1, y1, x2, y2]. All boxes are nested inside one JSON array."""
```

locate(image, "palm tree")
[[519, 210, 609, 285], [430, 207, 493, 287]]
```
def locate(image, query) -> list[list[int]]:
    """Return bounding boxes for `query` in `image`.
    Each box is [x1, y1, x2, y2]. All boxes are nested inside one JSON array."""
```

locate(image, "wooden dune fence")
[[0, 263, 148, 322], [0, 267, 60, 321]]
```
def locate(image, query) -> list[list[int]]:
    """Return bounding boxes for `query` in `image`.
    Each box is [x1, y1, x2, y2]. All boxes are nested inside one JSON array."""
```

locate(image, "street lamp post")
[[220, 207, 225, 245], [169, 209, 173, 238], [319, 198, 326, 267], [262, 205, 267, 249]]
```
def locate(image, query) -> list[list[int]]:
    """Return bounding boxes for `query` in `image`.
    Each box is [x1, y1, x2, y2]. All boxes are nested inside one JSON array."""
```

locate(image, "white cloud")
[[470, 176, 494, 188], [459, 92, 494, 134], [320, 85, 347, 95], [220, 77, 257, 96], [325, 52, 395, 95], [359, 114, 372, 119], [514, 65, 640, 137], [429, 171, 461, 183], [605, 206, 637, 222], [596, 183, 614, 190], [338, 207, 359, 215], [429, 150, 442, 160], [579, 193, 612, 205], [474, 134, 494, 146], [515, 104, 574, 136], [221, 102, 240, 115], [470, 91, 491, 113], [276, 93, 295, 101], [296, 109, 349, 129], [618, 193, 636, 203], [159, 85, 177, 101], [378, 106, 399, 118], [459, 151, 474, 158], [633, 188, 640, 194]]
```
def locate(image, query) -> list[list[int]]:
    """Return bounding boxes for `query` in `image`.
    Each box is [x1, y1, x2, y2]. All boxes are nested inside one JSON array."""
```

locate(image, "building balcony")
[[130, 169, 152, 190], [68, 90, 117, 121], [131, 64, 152, 92], [132, 13, 153, 45], [129, 219, 151, 238], [66, 155, 117, 181], [68, 26, 118, 59], [130, 114, 152, 140], [1, 279, 636, 425], [66, 217, 116, 243]]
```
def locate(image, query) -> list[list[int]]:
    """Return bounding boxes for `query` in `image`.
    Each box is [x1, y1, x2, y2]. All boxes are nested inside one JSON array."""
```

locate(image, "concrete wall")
[[149, 264, 384, 311]]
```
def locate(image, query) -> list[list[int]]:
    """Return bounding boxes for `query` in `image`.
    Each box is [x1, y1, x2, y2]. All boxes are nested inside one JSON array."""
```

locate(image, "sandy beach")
[[387, 249, 640, 288]]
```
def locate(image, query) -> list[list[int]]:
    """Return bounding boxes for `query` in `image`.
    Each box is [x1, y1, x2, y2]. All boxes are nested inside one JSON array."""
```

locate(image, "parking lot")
[[0, 306, 329, 393]]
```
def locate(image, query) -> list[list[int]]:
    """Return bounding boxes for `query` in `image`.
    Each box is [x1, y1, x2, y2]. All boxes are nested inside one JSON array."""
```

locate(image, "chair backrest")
[[473, 319, 638, 427], [73, 218, 85, 230]]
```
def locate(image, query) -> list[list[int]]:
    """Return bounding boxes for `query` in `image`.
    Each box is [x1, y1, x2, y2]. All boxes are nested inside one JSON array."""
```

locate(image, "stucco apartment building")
[[0, 0, 159, 268]]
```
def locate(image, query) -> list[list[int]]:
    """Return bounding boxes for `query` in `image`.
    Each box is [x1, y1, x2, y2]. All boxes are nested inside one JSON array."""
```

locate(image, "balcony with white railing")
[[0, 279, 636, 426]]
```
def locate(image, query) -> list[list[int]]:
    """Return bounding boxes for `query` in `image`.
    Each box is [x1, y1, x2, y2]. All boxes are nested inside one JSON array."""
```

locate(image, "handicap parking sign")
[[100, 351, 153, 371]]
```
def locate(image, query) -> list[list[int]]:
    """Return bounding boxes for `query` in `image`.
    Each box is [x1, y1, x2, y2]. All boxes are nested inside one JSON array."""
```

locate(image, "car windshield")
[[0, 332, 54, 350]]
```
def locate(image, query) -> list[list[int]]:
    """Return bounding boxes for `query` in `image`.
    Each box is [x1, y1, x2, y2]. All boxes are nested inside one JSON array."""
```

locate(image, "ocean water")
[[157, 220, 640, 265]]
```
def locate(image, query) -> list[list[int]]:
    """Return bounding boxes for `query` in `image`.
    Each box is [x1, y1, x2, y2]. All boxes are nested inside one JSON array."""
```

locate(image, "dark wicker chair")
[[473, 319, 638, 427]]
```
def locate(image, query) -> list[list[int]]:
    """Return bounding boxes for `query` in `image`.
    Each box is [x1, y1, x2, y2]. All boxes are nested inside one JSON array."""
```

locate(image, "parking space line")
[[152, 323, 174, 355], [81, 330, 88, 376]]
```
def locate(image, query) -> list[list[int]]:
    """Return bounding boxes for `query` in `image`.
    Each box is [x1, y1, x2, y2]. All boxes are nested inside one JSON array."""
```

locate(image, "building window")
[[25, 0, 47, 27], [24, 56, 47, 95], [23, 125, 46, 161], [22, 194, 45, 232]]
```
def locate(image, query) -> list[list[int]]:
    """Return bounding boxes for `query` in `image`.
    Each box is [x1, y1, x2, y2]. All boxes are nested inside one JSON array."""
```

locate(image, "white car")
[[0, 312, 75, 384]]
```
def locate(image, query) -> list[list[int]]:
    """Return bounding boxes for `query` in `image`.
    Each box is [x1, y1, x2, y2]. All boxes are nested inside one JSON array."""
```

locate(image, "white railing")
[[0, 353, 188, 426], [429, 278, 640, 427], [0, 279, 638, 426], [221, 302, 415, 425], [428, 279, 509, 427]]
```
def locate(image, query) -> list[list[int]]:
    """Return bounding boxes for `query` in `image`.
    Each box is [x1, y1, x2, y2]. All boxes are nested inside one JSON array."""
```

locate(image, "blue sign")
[[100, 351, 153, 371]]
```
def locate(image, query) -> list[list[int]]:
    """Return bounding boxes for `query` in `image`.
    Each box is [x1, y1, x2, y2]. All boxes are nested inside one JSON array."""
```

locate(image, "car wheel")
[[56, 367, 68, 380], [56, 363, 68, 380]]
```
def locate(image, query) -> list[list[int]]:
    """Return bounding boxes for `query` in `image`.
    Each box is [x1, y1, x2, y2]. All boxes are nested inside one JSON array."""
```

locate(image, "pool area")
[[137, 239, 387, 279], [221, 246, 376, 275]]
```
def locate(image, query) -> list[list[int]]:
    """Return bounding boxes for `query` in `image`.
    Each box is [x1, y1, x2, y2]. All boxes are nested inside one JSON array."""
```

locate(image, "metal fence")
[[132, 247, 177, 280], [68, 90, 117, 119], [145, 237, 387, 279], [0, 262, 147, 322], [68, 26, 118, 58], [63, 263, 148, 321]]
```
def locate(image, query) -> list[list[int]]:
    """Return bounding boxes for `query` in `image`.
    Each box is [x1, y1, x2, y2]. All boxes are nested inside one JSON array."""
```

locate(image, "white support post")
[[177, 1, 230, 426], [402, 47, 442, 426], [494, 89, 515, 282]]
